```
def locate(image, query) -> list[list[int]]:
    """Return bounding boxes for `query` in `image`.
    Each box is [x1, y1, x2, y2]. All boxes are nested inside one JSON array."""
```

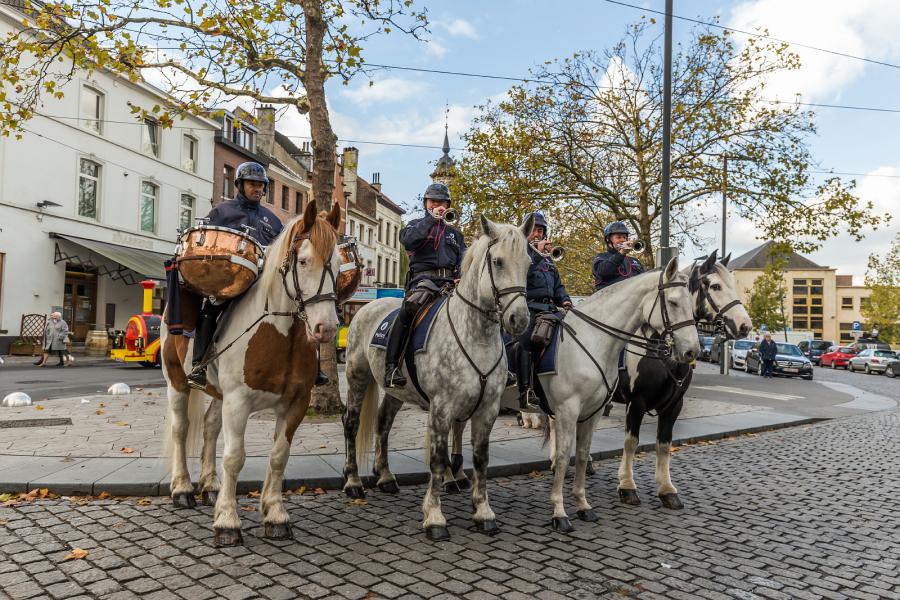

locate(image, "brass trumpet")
[[430, 208, 458, 224], [531, 240, 567, 262], [615, 239, 645, 253]]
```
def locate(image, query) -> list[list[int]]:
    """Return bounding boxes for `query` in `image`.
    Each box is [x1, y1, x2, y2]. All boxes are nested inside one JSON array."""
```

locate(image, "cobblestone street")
[[1, 410, 897, 600]]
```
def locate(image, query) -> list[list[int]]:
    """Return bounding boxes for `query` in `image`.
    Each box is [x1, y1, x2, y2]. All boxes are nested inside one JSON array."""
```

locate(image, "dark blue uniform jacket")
[[526, 246, 570, 312], [592, 249, 644, 291], [400, 212, 465, 286], [206, 193, 284, 246]]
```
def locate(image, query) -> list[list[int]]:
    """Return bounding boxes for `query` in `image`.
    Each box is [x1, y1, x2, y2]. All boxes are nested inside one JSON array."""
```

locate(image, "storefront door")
[[63, 267, 98, 342]]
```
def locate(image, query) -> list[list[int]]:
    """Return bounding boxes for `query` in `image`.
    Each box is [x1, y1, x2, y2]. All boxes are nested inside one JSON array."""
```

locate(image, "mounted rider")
[[517, 212, 571, 411], [384, 182, 466, 388], [592, 221, 645, 291], [185, 162, 284, 390]]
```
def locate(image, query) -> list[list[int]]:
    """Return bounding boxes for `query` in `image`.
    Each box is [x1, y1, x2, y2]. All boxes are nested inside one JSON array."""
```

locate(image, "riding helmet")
[[235, 162, 270, 189], [603, 221, 630, 244], [423, 182, 451, 206], [530, 212, 549, 236]]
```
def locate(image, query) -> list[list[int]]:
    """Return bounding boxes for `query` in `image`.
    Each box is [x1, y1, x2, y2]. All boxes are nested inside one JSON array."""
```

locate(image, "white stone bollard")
[[2, 392, 33, 407], [107, 383, 131, 395]]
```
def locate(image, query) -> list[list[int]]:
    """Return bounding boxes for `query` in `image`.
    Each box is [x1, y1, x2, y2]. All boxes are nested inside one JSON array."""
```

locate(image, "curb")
[[0, 410, 822, 497]]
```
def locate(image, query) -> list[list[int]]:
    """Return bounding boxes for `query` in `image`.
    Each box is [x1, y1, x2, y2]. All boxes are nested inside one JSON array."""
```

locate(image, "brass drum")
[[176, 225, 264, 300], [336, 240, 363, 304]]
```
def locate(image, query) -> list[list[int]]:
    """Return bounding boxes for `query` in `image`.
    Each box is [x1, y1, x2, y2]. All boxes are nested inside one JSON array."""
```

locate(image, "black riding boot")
[[516, 347, 540, 411], [383, 317, 411, 388], [188, 302, 222, 390]]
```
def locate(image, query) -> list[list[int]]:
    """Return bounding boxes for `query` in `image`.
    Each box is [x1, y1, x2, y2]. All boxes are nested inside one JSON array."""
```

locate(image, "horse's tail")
[[356, 380, 379, 465], [541, 415, 552, 448]]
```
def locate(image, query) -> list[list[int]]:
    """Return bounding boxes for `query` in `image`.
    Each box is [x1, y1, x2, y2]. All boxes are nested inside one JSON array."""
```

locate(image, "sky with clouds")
[[268, 0, 899, 282]]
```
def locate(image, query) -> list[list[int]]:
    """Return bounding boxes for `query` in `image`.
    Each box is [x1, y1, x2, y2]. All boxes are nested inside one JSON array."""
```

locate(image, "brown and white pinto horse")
[[161, 203, 345, 546]]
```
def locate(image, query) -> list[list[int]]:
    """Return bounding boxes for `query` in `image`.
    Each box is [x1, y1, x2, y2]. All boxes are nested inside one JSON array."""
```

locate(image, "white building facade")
[[374, 179, 405, 288], [0, 4, 216, 350]]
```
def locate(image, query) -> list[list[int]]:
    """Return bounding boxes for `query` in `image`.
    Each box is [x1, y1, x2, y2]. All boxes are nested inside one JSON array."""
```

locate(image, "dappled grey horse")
[[341, 215, 533, 541]]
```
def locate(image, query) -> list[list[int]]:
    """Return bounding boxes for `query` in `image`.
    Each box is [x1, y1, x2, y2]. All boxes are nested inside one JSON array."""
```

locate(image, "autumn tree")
[[862, 234, 900, 343], [745, 243, 790, 334], [454, 18, 885, 272], [0, 0, 427, 413]]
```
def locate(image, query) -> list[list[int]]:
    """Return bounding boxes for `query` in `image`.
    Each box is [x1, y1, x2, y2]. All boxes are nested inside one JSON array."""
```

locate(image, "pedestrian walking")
[[760, 333, 777, 378], [40, 312, 71, 368]]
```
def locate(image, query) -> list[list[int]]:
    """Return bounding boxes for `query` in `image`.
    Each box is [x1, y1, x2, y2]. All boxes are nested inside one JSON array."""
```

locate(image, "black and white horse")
[[611, 251, 751, 509]]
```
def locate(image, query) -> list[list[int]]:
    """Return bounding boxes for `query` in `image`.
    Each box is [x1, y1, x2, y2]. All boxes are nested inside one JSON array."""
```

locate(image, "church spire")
[[430, 102, 456, 184]]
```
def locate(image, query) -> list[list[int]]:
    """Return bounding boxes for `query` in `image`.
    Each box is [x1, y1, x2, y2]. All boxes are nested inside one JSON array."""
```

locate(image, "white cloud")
[[437, 18, 478, 39], [340, 78, 430, 105], [728, 0, 900, 101], [424, 38, 449, 58]]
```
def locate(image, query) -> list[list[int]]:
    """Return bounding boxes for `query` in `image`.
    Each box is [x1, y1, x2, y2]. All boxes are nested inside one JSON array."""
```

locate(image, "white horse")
[[538, 257, 700, 532], [342, 215, 534, 541], [161, 203, 342, 546]]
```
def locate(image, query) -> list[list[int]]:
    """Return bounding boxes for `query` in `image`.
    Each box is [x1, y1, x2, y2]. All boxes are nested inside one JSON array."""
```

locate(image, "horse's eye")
[[711, 283, 722, 291], [494, 258, 503, 268], [298, 259, 308, 268]]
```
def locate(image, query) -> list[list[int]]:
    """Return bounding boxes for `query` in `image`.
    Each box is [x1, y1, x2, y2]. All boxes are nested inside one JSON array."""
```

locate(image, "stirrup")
[[314, 371, 329, 387], [384, 365, 407, 388], [187, 367, 207, 391], [518, 389, 542, 413]]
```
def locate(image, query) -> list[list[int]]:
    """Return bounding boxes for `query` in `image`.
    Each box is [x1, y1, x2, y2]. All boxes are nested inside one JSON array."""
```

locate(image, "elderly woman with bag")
[[38, 312, 71, 367]]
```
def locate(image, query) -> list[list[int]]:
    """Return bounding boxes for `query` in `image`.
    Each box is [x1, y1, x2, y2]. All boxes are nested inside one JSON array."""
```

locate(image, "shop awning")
[[52, 234, 170, 284]]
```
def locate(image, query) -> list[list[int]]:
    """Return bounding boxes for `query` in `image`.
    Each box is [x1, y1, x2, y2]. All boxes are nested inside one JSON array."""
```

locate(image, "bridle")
[[691, 268, 744, 337], [453, 239, 526, 332], [277, 233, 338, 321]]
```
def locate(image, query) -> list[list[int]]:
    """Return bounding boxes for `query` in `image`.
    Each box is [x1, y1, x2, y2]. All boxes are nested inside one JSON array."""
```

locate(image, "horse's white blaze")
[[655, 441, 677, 496], [618, 432, 639, 491]]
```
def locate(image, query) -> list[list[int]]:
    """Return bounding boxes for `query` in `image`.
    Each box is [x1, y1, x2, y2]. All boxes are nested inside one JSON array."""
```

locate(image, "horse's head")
[[267, 202, 341, 343], [644, 256, 701, 363], [691, 250, 752, 339], [461, 214, 533, 335]]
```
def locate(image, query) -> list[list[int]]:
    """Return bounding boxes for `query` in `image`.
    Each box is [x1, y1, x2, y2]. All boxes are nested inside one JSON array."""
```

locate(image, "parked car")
[[819, 346, 856, 369], [698, 336, 715, 362], [847, 339, 893, 354], [847, 349, 898, 375], [886, 360, 900, 378], [729, 339, 755, 369], [797, 339, 834, 366], [745, 342, 813, 380]]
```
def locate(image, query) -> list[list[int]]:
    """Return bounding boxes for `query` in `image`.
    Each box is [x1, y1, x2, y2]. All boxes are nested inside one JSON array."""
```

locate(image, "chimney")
[[371, 172, 381, 191], [256, 105, 276, 156], [342, 147, 359, 207], [292, 141, 313, 174]]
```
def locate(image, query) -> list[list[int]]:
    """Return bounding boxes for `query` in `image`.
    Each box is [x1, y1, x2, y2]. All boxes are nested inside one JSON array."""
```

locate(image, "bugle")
[[430, 208, 458, 224]]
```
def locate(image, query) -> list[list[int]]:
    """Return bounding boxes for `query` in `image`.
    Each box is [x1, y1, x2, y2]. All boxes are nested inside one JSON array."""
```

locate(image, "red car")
[[819, 345, 856, 369]]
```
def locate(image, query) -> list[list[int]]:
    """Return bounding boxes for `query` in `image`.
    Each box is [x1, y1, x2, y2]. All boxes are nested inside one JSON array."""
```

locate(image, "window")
[[794, 305, 808, 315], [793, 279, 807, 285], [378, 219, 383, 243], [0, 253, 5, 317], [80, 86, 103, 134], [368, 227, 373, 246], [841, 297, 853, 308], [793, 285, 808, 295], [142, 118, 160, 157], [267, 183, 274, 204], [140, 182, 158, 233], [349, 219, 355, 237], [180, 194, 195, 230], [182, 135, 198, 172], [810, 285, 823, 295], [793, 318, 808, 330], [358, 223, 363, 240], [377, 256, 382, 281], [224, 116, 233, 140], [810, 306, 823, 315], [811, 297, 822, 306], [281, 185, 290, 211], [839, 322, 852, 331], [810, 317, 823, 330], [296, 191, 303, 213], [78, 158, 100, 219], [223, 165, 235, 199]]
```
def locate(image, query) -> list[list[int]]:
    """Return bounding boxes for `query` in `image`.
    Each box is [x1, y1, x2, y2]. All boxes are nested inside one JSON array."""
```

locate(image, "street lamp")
[[659, 0, 675, 268], [721, 154, 753, 258]]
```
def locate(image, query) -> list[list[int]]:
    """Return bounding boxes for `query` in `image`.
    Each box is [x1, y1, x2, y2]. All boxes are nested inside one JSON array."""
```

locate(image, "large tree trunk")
[[302, 0, 342, 415]]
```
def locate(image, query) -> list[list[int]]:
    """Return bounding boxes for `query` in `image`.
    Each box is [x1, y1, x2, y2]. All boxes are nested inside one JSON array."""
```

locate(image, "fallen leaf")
[[122, 403, 129, 407], [136, 498, 152, 506], [296, 486, 306, 495], [350, 498, 367, 506], [240, 505, 256, 512], [0, 519, 7, 525], [120, 447, 134, 454], [313, 488, 326, 495], [99, 402, 106, 407], [319, 444, 327, 448], [115, 422, 129, 427], [111, 522, 125, 528], [97, 491, 111, 500], [527, 471, 544, 479], [0, 493, 12, 503], [63, 548, 88, 561], [134, 387, 143, 391], [95, 409, 105, 415], [35, 405, 45, 411], [247, 490, 260, 498]]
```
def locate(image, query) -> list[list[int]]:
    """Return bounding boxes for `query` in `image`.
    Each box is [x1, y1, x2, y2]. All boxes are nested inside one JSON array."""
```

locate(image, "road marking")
[[693, 385, 805, 402]]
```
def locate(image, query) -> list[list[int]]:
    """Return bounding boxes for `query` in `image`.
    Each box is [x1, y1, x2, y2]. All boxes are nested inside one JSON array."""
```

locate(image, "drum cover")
[[336, 241, 363, 304]]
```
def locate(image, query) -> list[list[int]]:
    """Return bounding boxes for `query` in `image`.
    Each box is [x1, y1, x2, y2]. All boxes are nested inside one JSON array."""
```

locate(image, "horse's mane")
[[260, 211, 337, 295], [461, 223, 526, 276]]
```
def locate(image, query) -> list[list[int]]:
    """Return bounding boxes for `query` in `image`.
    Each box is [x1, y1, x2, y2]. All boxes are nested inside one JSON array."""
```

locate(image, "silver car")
[[847, 349, 898, 374], [729, 339, 755, 369]]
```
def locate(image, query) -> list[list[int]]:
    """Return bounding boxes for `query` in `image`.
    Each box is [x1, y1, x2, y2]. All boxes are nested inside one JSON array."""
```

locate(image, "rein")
[[695, 275, 744, 336]]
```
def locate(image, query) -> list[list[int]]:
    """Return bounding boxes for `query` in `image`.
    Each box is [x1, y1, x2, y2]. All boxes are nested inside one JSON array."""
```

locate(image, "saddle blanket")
[[503, 323, 561, 376], [370, 295, 448, 354]]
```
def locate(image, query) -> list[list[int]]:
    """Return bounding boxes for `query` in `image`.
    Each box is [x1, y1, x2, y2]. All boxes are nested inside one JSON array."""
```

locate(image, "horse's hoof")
[[618, 489, 641, 506], [443, 481, 461, 495], [475, 519, 500, 536], [378, 480, 400, 494], [425, 525, 451, 542], [201, 491, 218, 506], [577, 509, 599, 522], [264, 522, 294, 540], [344, 486, 366, 500], [455, 477, 471, 491], [214, 527, 243, 547], [172, 492, 196, 509], [659, 493, 684, 510], [585, 461, 596, 476], [551, 517, 575, 533]]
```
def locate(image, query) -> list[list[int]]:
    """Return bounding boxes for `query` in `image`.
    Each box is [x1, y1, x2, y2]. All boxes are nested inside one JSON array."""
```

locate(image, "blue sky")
[[276, 0, 900, 280]]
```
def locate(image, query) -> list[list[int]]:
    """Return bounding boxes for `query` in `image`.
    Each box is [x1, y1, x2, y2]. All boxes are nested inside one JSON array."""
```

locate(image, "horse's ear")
[[721, 252, 731, 267], [701, 250, 717, 274], [664, 255, 680, 281], [520, 213, 535, 239], [326, 203, 341, 231], [300, 199, 318, 232], [480, 214, 499, 239]]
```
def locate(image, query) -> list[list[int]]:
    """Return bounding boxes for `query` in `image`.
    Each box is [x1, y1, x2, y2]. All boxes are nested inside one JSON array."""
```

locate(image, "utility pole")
[[657, 0, 675, 268]]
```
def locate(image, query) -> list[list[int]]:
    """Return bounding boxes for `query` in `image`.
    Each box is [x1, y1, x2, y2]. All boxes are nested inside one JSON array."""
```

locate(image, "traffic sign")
[[760, 324, 767, 332], [852, 321, 861, 331]]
